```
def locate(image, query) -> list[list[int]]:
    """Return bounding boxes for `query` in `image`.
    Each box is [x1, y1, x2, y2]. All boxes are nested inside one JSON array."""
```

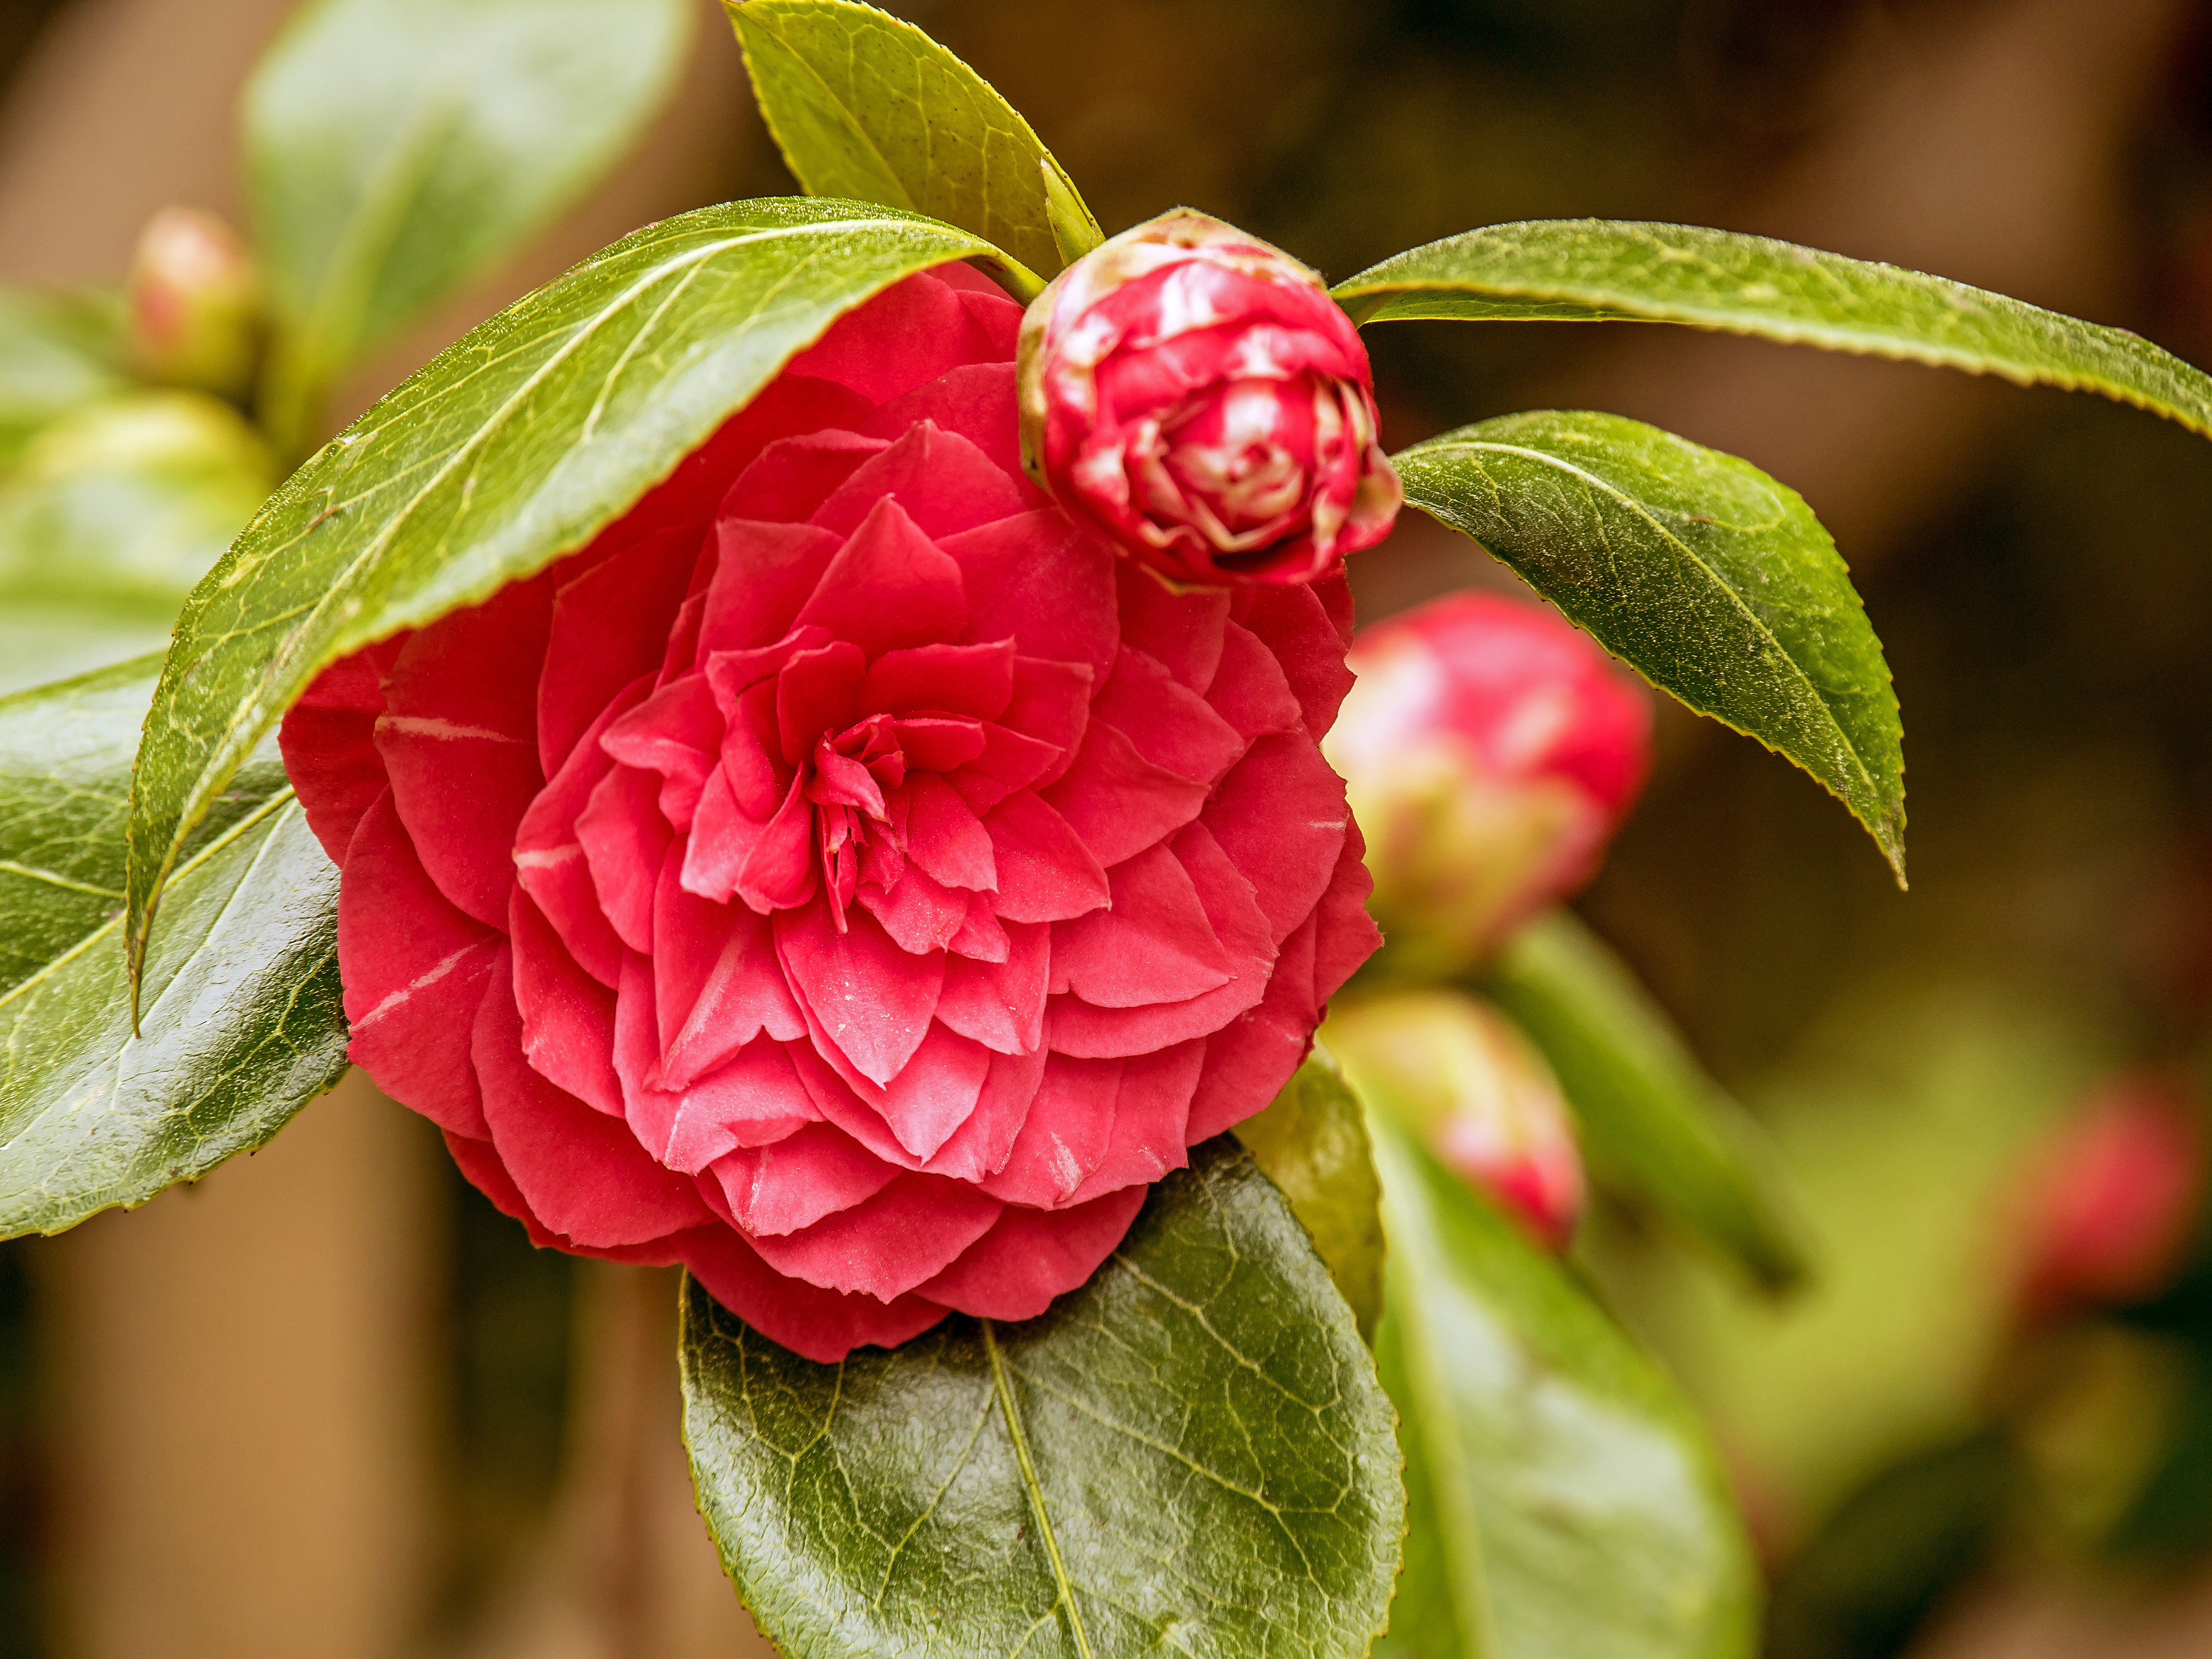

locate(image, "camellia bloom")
[[1325, 590, 1650, 977], [1327, 988, 1583, 1250], [280, 262, 1380, 1363], [1018, 209, 1401, 587]]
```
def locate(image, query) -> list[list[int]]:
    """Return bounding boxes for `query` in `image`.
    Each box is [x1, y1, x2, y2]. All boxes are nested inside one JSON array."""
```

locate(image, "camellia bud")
[[125, 207, 264, 403], [2009, 1077, 2205, 1319], [1328, 987, 1583, 1250], [1324, 590, 1650, 977], [1017, 208, 1401, 587]]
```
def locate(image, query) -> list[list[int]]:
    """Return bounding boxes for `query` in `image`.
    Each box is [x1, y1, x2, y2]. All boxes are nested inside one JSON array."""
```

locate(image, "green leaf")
[[244, 0, 697, 455], [123, 197, 998, 1004], [1234, 1046, 1387, 1344], [728, 0, 1103, 287], [1394, 409, 1905, 879], [1481, 910, 1810, 1292], [0, 659, 347, 1238], [0, 289, 125, 468], [680, 1138, 1404, 1659], [1371, 1111, 1760, 1659], [0, 392, 276, 696], [1334, 220, 2212, 441]]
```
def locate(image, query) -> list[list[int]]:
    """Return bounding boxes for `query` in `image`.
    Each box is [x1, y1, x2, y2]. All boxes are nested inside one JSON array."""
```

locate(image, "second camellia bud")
[[1326, 590, 1651, 978], [1329, 987, 1584, 1250], [1017, 209, 1401, 588], [124, 206, 264, 404]]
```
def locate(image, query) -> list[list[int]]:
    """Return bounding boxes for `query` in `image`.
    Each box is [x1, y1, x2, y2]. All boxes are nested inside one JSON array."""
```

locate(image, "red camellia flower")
[[1325, 590, 1650, 975], [1018, 209, 1402, 588], [279, 262, 1381, 1362]]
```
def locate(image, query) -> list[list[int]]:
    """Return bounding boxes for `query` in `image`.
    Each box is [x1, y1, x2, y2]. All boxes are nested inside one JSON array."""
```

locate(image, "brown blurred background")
[[6, 0, 2212, 1653]]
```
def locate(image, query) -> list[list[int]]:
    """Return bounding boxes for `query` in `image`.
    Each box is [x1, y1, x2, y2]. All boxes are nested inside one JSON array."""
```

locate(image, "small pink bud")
[[1017, 208, 1401, 588], [126, 207, 264, 402], [1325, 591, 1651, 975], [1329, 988, 1584, 1250], [2009, 1077, 2204, 1318]]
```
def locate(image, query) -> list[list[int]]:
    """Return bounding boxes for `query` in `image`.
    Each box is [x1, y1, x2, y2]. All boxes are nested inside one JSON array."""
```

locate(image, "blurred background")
[[5, 0, 2212, 1653]]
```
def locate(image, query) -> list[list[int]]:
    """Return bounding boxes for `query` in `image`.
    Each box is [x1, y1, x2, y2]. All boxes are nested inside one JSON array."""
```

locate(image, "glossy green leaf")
[[124, 197, 998, 1002], [0, 289, 124, 468], [1335, 220, 2212, 442], [1234, 1046, 1386, 1344], [244, 0, 696, 454], [728, 0, 1102, 288], [1482, 910, 1810, 1292], [680, 1137, 1404, 1659], [0, 392, 276, 696], [1371, 1112, 1759, 1659], [1394, 409, 1904, 879], [0, 659, 347, 1238]]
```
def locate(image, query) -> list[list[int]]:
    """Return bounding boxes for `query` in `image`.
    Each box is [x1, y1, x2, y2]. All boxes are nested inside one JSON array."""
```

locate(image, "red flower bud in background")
[[2009, 1077, 2205, 1319], [1018, 209, 1401, 588], [1328, 987, 1583, 1250], [125, 207, 264, 404], [1325, 591, 1651, 976]]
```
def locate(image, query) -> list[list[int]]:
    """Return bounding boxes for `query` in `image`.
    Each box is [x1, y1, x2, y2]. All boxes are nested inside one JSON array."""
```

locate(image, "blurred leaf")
[[124, 197, 998, 1005], [1372, 1111, 1761, 1659], [1484, 910, 1811, 1291], [680, 1138, 1404, 1659], [0, 392, 275, 696], [1233, 1045, 1386, 1343], [0, 289, 125, 468], [728, 0, 1100, 289], [1395, 410, 1905, 881], [244, 0, 696, 453], [0, 659, 346, 1238], [1336, 221, 2212, 442]]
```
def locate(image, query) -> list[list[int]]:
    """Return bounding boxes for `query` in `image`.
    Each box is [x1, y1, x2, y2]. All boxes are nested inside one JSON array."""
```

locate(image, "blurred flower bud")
[[1018, 208, 1400, 587], [2010, 1077, 2205, 1318], [1325, 591, 1650, 976], [1328, 987, 1584, 1249], [125, 207, 264, 403]]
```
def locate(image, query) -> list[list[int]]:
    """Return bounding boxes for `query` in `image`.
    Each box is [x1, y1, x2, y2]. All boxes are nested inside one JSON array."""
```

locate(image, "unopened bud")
[[125, 207, 264, 403], [1328, 987, 1583, 1249], [1325, 591, 1650, 976]]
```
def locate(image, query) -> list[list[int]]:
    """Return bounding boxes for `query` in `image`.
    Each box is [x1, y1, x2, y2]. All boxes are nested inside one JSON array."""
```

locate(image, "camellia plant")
[[6, 1, 2212, 1656]]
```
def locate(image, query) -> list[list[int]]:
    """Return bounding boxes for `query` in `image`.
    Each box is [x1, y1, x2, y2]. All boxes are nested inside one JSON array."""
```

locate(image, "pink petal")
[[870, 1022, 993, 1161], [785, 268, 1008, 404], [775, 639, 866, 764], [1235, 581, 1356, 739], [599, 673, 723, 830], [575, 762, 670, 954], [996, 658, 1093, 790], [698, 519, 846, 655], [858, 362, 1031, 481], [445, 1128, 563, 1249], [616, 959, 815, 1171], [509, 887, 624, 1115], [1206, 619, 1305, 742], [1071, 1040, 1206, 1202], [915, 1186, 1147, 1320], [936, 921, 1048, 1055], [676, 1227, 948, 1364], [513, 676, 652, 988], [731, 771, 817, 914], [1199, 733, 1350, 944], [653, 848, 806, 1085], [860, 638, 1016, 719], [1056, 842, 1234, 1009], [889, 716, 987, 772], [707, 1120, 901, 1236], [920, 1041, 1046, 1182], [337, 790, 498, 1139], [280, 639, 403, 864], [941, 510, 1119, 686], [1092, 646, 1247, 787], [783, 1039, 928, 1170], [812, 422, 1030, 539], [775, 899, 944, 1085], [724, 430, 886, 525], [1184, 914, 1319, 1142], [945, 723, 1063, 813], [473, 948, 714, 1247], [859, 862, 970, 955], [1312, 820, 1382, 1006], [984, 791, 1110, 924], [539, 524, 700, 776], [979, 1054, 1122, 1207], [949, 893, 1010, 962], [792, 496, 969, 658], [903, 773, 996, 891], [1115, 560, 1227, 692], [743, 1172, 1003, 1300], [1041, 719, 1212, 868]]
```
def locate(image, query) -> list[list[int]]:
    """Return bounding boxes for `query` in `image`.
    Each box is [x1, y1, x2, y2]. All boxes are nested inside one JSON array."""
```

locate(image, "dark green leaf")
[[244, 0, 696, 453], [1335, 220, 2212, 442], [1234, 1046, 1386, 1343], [1372, 1112, 1760, 1659], [728, 0, 1102, 288], [0, 392, 275, 695], [1394, 409, 1904, 879], [0, 659, 346, 1238], [124, 197, 998, 1002], [1482, 910, 1810, 1292], [680, 1138, 1404, 1659], [0, 289, 124, 468]]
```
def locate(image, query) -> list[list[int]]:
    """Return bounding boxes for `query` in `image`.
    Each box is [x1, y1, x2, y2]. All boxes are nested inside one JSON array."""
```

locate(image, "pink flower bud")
[[1325, 591, 1651, 975], [2008, 1078, 2204, 1318], [1017, 209, 1401, 588], [1329, 988, 1584, 1250], [125, 207, 264, 402]]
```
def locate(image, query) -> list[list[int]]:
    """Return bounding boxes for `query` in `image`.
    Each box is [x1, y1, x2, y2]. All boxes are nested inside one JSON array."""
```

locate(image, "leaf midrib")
[[982, 1317, 1096, 1659]]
